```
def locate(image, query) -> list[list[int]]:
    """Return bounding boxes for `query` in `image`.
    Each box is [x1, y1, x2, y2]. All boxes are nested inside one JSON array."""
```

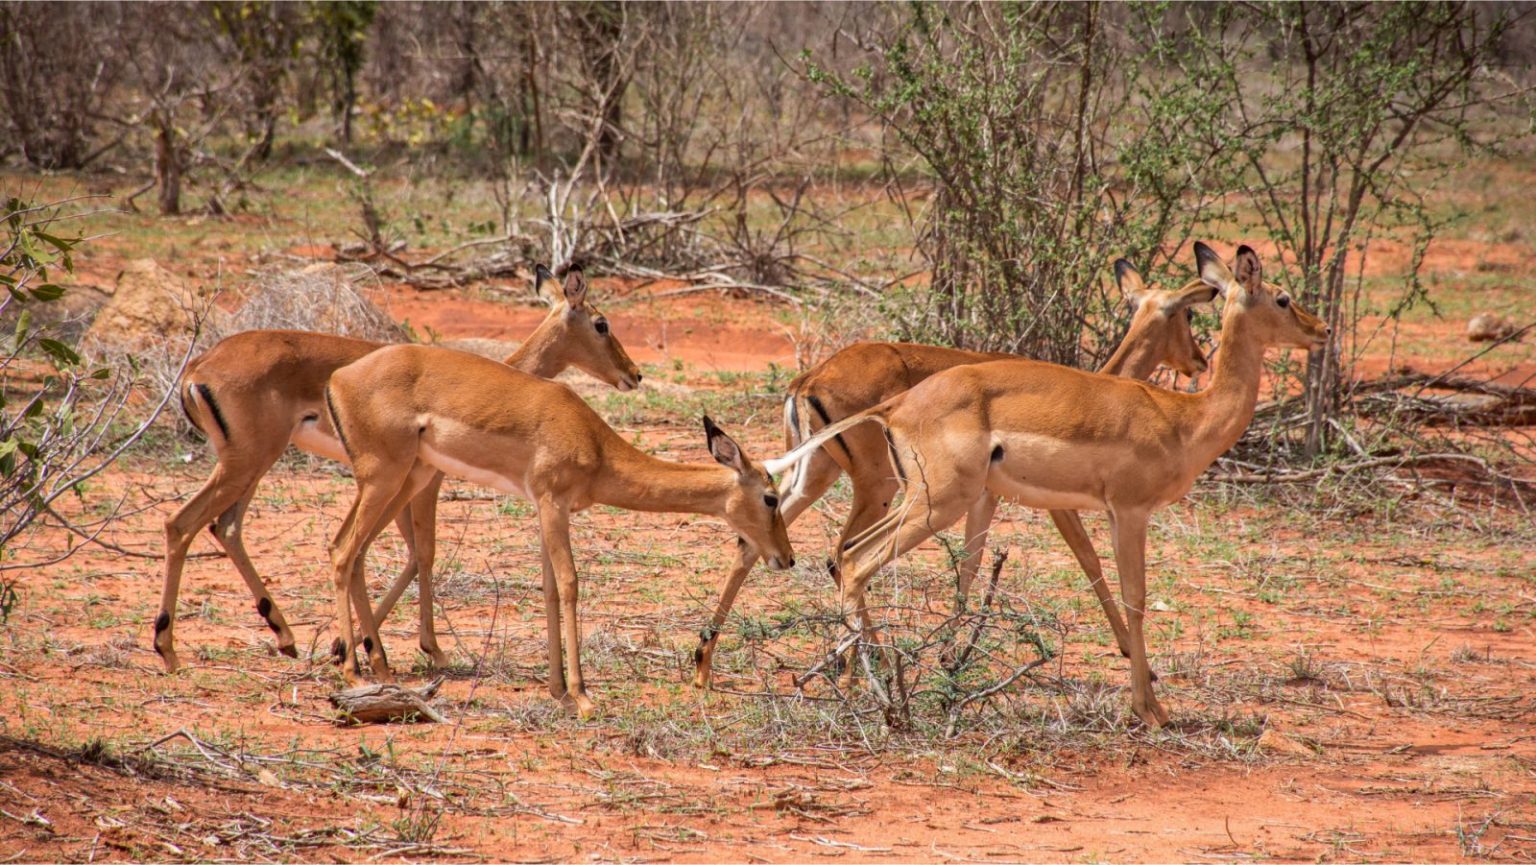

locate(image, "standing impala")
[[770, 243, 1329, 727], [156, 265, 640, 672], [323, 345, 794, 717], [693, 260, 1219, 687]]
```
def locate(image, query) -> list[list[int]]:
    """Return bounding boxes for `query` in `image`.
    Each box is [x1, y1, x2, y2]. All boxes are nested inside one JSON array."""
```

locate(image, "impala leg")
[[953, 494, 999, 608], [158, 450, 281, 671], [692, 464, 832, 689], [1047, 509, 1134, 661], [541, 540, 566, 701], [835, 468, 902, 576], [369, 505, 418, 628], [208, 487, 297, 658], [408, 472, 446, 666], [348, 464, 439, 676], [538, 497, 594, 718], [837, 482, 974, 691], [1109, 508, 1167, 728], [365, 471, 446, 666], [330, 462, 419, 683]]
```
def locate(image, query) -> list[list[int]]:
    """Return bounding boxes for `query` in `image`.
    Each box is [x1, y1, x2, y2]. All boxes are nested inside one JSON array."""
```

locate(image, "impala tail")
[[180, 378, 229, 444], [763, 403, 890, 480]]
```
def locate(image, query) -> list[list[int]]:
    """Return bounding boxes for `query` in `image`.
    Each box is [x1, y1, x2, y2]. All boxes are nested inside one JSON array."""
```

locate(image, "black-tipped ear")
[[1233, 245, 1262, 292], [703, 415, 748, 474], [1113, 258, 1146, 304], [532, 263, 556, 304], [1193, 241, 1219, 273], [1193, 241, 1232, 294]]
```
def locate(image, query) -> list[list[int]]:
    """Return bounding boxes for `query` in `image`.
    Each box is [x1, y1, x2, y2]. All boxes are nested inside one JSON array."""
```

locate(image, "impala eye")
[[764, 495, 779, 509], [1276, 296, 1291, 309], [1185, 307, 1195, 322], [594, 318, 610, 335]]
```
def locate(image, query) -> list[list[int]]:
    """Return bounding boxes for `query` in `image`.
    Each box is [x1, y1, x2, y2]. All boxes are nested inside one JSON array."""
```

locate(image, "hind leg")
[[208, 486, 298, 658], [834, 474, 978, 691], [330, 461, 425, 682], [158, 445, 285, 671], [952, 494, 999, 608], [1048, 510, 1134, 660], [834, 463, 902, 572], [366, 471, 447, 667]]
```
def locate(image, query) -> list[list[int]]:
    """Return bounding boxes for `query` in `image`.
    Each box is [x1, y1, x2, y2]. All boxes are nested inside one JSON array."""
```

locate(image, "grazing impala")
[[692, 259, 1219, 687], [156, 265, 640, 672], [323, 345, 794, 717], [769, 243, 1329, 727]]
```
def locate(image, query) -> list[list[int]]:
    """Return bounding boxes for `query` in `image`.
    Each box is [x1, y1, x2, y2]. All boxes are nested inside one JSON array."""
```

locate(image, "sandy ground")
[[3, 186, 1535, 862]]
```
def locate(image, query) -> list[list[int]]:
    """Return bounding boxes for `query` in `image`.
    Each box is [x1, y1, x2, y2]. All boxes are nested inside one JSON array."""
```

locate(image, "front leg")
[[1109, 508, 1167, 728], [541, 539, 566, 701], [692, 539, 759, 690], [538, 497, 594, 719]]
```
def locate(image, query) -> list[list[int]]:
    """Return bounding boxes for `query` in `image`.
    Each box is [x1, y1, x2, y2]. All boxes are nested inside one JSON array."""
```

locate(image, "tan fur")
[[774, 243, 1329, 728], [155, 266, 640, 672], [691, 263, 1219, 687], [324, 346, 794, 717]]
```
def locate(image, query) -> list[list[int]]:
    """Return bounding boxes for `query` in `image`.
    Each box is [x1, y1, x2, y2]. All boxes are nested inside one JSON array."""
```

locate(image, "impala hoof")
[[564, 693, 598, 720], [278, 643, 299, 659]]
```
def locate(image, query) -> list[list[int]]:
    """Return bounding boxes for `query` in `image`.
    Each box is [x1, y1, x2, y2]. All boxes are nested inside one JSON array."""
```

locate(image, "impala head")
[[703, 415, 795, 570], [1113, 258, 1218, 377], [1194, 242, 1330, 351], [520, 263, 643, 391]]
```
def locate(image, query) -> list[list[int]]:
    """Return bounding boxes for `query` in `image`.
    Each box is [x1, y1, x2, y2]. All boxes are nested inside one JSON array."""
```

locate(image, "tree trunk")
[[155, 116, 181, 216]]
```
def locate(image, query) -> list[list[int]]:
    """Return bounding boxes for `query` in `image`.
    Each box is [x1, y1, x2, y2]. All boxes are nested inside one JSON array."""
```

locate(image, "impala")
[[156, 265, 640, 672], [769, 243, 1329, 727], [323, 345, 794, 717], [692, 259, 1219, 687]]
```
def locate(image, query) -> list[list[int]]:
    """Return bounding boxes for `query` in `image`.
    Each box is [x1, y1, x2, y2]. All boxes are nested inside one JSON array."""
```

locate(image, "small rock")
[[1256, 728, 1312, 757], [1467, 312, 1521, 343]]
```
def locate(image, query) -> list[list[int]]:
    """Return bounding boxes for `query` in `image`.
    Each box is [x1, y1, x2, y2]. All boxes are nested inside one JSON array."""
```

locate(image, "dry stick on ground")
[[329, 678, 448, 725]]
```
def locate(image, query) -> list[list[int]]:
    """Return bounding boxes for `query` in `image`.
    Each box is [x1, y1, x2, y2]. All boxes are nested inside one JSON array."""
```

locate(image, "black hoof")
[[278, 644, 299, 659]]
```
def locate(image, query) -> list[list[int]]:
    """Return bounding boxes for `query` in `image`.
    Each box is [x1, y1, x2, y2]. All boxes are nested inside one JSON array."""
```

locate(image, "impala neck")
[[1189, 308, 1268, 466], [504, 319, 569, 378], [594, 443, 736, 517], [1096, 331, 1161, 380]]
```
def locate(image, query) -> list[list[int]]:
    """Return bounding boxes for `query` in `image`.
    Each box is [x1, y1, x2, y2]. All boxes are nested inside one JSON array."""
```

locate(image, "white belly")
[[420, 441, 529, 499], [291, 423, 350, 464], [987, 473, 1105, 511], [984, 431, 1109, 512]]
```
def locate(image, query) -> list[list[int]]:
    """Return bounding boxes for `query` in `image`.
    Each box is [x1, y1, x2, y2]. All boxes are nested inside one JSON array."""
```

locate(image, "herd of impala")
[[153, 242, 1328, 729]]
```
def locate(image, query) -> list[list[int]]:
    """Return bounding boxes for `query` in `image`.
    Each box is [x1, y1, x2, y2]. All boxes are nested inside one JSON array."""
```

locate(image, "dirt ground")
[[3, 172, 1536, 862]]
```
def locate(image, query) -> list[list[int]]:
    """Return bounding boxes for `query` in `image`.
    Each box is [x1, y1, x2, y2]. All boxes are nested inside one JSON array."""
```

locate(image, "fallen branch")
[[329, 677, 448, 725]]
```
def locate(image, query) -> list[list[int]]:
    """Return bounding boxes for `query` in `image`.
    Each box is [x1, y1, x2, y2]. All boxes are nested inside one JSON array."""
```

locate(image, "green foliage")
[[1171, 2, 1529, 454], [1, 197, 89, 493], [0, 197, 166, 576], [311, 0, 378, 141], [805, 3, 1240, 366]]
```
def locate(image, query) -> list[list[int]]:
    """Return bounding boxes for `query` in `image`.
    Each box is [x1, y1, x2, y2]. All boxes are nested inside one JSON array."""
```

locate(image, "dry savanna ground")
[[1, 159, 1534, 863]]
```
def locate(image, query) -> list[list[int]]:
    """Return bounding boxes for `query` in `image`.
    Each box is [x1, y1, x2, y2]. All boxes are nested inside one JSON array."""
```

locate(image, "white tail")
[[762, 407, 888, 478]]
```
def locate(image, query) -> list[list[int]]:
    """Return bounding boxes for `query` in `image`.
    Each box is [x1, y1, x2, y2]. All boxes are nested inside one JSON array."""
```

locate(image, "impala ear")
[[703, 415, 749, 474], [532, 263, 557, 306], [1233, 245, 1263, 294], [1194, 241, 1234, 296], [1168, 281, 1221, 314], [1113, 258, 1147, 306], [561, 264, 589, 310]]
